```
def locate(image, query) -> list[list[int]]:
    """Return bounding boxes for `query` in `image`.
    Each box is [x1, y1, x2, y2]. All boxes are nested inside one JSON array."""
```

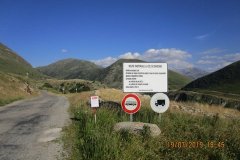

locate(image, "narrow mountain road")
[[0, 91, 69, 160]]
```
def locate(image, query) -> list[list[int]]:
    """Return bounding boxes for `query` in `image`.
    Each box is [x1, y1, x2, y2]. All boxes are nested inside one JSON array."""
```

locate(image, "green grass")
[[0, 97, 23, 106], [188, 89, 240, 100], [0, 71, 39, 106], [208, 82, 240, 95], [63, 99, 240, 160]]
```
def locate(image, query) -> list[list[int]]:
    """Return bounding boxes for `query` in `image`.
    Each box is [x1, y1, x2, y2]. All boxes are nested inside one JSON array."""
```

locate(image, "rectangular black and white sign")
[[123, 63, 168, 93]]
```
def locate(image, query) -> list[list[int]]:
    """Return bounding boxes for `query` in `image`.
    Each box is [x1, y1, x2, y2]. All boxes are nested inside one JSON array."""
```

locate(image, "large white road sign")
[[123, 63, 168, 93]]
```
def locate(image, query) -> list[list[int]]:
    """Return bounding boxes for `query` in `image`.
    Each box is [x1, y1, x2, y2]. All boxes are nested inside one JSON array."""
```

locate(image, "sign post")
[[130, 114, 133, 122], [150, 93, 170, 122], [121, 94, 141, 122], [90, 96, 99, 124]]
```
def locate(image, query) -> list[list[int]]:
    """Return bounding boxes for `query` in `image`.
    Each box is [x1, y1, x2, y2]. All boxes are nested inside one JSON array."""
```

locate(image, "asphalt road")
[[0, 91, 69, 160]]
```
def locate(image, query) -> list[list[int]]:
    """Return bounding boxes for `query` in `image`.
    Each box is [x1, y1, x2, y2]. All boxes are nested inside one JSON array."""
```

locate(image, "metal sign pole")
[[159, 113, 161, 123], [93, 108, 97, 124], [130, 114, 133, 122]]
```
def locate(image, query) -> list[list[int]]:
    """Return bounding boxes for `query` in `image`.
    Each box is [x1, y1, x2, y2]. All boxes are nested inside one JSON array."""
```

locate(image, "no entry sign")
[[121, 94, 141, 114]]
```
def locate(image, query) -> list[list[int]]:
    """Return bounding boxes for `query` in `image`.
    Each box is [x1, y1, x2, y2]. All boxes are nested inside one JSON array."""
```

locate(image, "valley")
[[0, 42, 240, 159], [1, 1, 240, 159]]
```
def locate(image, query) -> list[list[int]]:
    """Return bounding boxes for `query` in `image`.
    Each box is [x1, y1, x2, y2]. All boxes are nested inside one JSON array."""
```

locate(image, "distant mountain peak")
[[182, 60, 240, 94], [172, 67, 208, 79], [37, 58, 102, 80]]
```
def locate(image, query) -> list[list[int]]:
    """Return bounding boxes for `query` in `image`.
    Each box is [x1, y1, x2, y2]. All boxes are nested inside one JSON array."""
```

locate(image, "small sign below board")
[[90, 96, 99, 107], [123, 63, 168, 93], [121, 94, 141, 114], [150, 93, 170, 113]]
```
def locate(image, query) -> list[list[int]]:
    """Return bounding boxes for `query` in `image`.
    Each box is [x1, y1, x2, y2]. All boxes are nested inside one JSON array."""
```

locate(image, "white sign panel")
[[90, 96, 99, 107], [123, 63, 168, 92], [150, 93, 170, 113]]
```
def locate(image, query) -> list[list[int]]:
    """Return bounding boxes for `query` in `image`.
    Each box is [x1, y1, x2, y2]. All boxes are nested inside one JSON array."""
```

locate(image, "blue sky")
[[0, 0, 240, 71]]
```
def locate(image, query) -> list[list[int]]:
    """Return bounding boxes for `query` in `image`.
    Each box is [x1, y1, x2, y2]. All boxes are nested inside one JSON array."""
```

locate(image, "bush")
[[41, 82, 53, 88]]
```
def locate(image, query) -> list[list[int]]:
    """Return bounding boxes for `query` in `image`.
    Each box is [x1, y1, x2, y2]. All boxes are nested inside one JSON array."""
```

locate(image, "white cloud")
[[61, 49, 68, 53], [195, 33, 210, 40], [167, 59, 193, 69], [141, 48, 193, 69], [118, 52, 141, 59], [143, 48, 191, 61], [202, 48, 226, 55], [197, 53, 240, 71], [92, 48, 193, 69], [197, 60, 215, 65], [92, 56, 117, 67]]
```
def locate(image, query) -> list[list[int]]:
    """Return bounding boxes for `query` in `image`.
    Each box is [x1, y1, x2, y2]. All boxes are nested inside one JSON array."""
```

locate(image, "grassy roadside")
[[0, 72, 39, 106], [0, 97, 24, 106], [62, 89, 240, 160]]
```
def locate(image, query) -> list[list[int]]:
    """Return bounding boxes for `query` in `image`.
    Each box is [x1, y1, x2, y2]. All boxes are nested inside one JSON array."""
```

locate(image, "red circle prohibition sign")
[[121, 94, 141, 114]]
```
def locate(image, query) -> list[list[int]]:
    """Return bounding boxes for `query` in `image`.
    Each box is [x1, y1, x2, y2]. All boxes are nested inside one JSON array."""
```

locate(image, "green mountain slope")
[[97, 59, 192, 90], [182, 60, 240, 94], [37, 58, 103, 80], [38, 58, 191, 90], [168, 70, 192, 90], [0, 43, 43, 78], [97, 59, 144, 88]]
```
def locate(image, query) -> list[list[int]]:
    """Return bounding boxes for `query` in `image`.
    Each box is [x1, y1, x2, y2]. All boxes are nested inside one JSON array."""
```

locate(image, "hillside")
[[168, 70, 192, 90], [0, 43, 42, 105], [98, 59, 192, 90], [0, 71, 38, 106], [37, 58, 102, 80], [175, 67, 208, 79], [97, 59, 143, 88], [182, 60, 240, 94], [37, 58, 191, 90], [0, 43, 43, 78]]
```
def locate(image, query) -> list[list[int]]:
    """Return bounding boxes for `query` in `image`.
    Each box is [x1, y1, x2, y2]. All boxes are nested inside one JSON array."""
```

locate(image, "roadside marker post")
[[90, 96, 100, 124], [121, 94, 141, 122]]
